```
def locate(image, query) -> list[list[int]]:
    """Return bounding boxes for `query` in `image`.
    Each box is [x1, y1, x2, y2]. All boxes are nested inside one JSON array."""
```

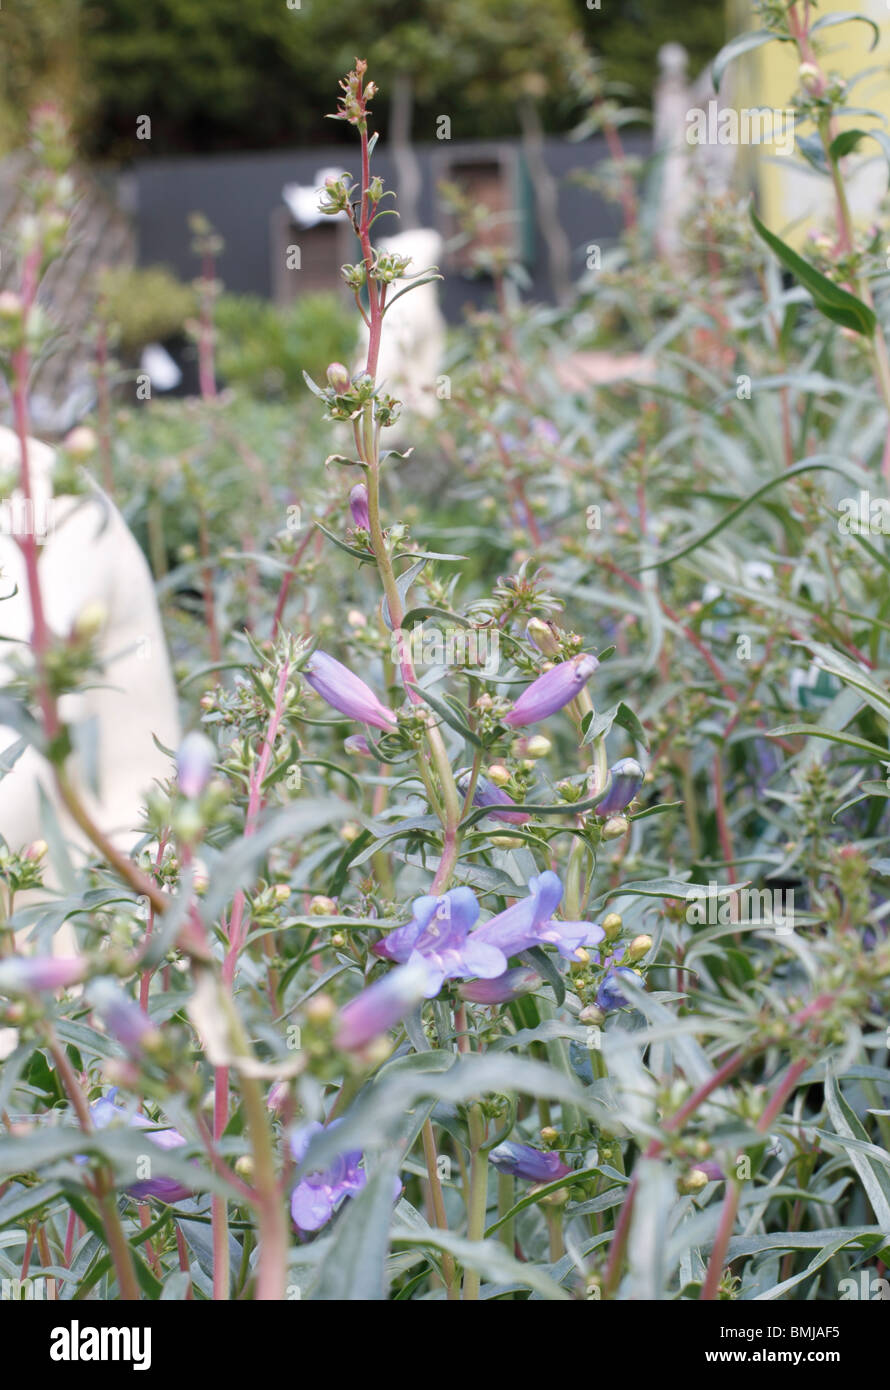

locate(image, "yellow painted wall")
[[730, 0, 890, 244]]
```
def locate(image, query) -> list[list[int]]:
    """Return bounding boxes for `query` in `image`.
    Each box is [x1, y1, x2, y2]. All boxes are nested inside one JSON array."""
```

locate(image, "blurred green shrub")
[[98, 265, 196, 353], [214, 292, 356, 400]]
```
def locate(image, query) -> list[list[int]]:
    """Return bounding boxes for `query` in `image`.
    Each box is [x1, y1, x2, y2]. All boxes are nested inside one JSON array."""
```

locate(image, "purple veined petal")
[[413, 887, 479, 954], [488, 1140, 571, 1183], [176, 729, 216, 799], [456, 771, 530, 825], [538, 919, 596, 961], [303, 650, 397, 733], [291, 1179, 338, 1232], [503, 654, 598, 728], [372, 895, 439, 962], [0, 956, 87, 995], [471, 871, 564, 958], [595, 757, 645, 816], [289, 1119, 371, 1232], [458, 967, 540, 1004], [349, 482, 370, 530], [457, 938, 509, 980], [584, 921, 606, 947], [335, 959, 429, 1050]]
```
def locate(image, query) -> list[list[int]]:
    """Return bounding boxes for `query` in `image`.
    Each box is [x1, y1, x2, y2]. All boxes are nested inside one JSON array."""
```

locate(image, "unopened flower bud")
[[678, 1167, 709, 1194], [326, 362, 352, 393], [309, 895, 337, 916], [523, 735, 552, 759], [540, 1126, 559, 1144], [579, 1004, 605, 1026], [349, 483, 370, 531], [305, 992, 337, 1024], [486, 764, 511, 786], [525, 618, 561, 656], [602, 912, 622, 940], [602, 815, 629, 840], [25, 840, 48, 861], [627, 934, 652, 962], [234, 1154, 254, 1180], [798, 62, 824, 96], [73, 601, 108, 640]]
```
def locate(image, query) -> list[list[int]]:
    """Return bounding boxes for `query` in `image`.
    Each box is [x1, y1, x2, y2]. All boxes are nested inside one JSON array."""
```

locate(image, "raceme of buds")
[[504, 654, 598, 728], [303, 650, 397, 732], [349, 483, 370, 530], [0, 956, 88, 995], [595, 757, 644, 816], [177, 730, 216, 799]]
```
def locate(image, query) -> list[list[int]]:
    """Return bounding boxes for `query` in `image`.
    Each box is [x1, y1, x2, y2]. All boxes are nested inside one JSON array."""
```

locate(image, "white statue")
[[0, 424, 180, 872]]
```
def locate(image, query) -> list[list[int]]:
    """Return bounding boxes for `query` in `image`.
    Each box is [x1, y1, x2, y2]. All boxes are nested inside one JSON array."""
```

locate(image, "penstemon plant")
[[0, 44, 888, 1312]]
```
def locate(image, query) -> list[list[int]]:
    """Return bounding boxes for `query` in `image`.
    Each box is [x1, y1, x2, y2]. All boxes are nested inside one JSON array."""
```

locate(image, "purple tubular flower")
[[471, 871, 605, 964], [176, 729, 216, 799], [373, 887, 507, 995], [289, 1120, 366, 1232], [89, 1091, 192, 1204], [595, 757, 644, 816], [335, 958, 430, 1050], [0, 956, 87, 995], [596, 967, 639, 1012], [489, 1141, 570, 1183], [344, 733, 372, 758], [349, 483, 370, 530], [456, 771, 530, 825], [503, 654, 598, 728], [303, 649, 397, 732], [87, 980, 162, 1054], [458, 967, 540, 1004]]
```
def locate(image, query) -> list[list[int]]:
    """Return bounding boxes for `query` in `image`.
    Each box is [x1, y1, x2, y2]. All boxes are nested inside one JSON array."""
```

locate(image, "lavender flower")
[[303, 650, 397, 732], [596, 967, 640, 1012], [176, 730, 216, 799], [87, 980, 162, 1054], [335, 958, 430, 1050], [471, 871, 604, 964], [344, 733, 372, 757], [349, 483, 370, 530], [373, 886, 508, 995], [489, 1140, 570, 1183], [90, 1091, 192, 1205], [289, 1120, 366, 1232], [458, 967, 540, 1004], [0, 956, 87, 995], [457, 771, 530, 825], [595, 757, 644, 816], [504, 654, 598, 728]]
